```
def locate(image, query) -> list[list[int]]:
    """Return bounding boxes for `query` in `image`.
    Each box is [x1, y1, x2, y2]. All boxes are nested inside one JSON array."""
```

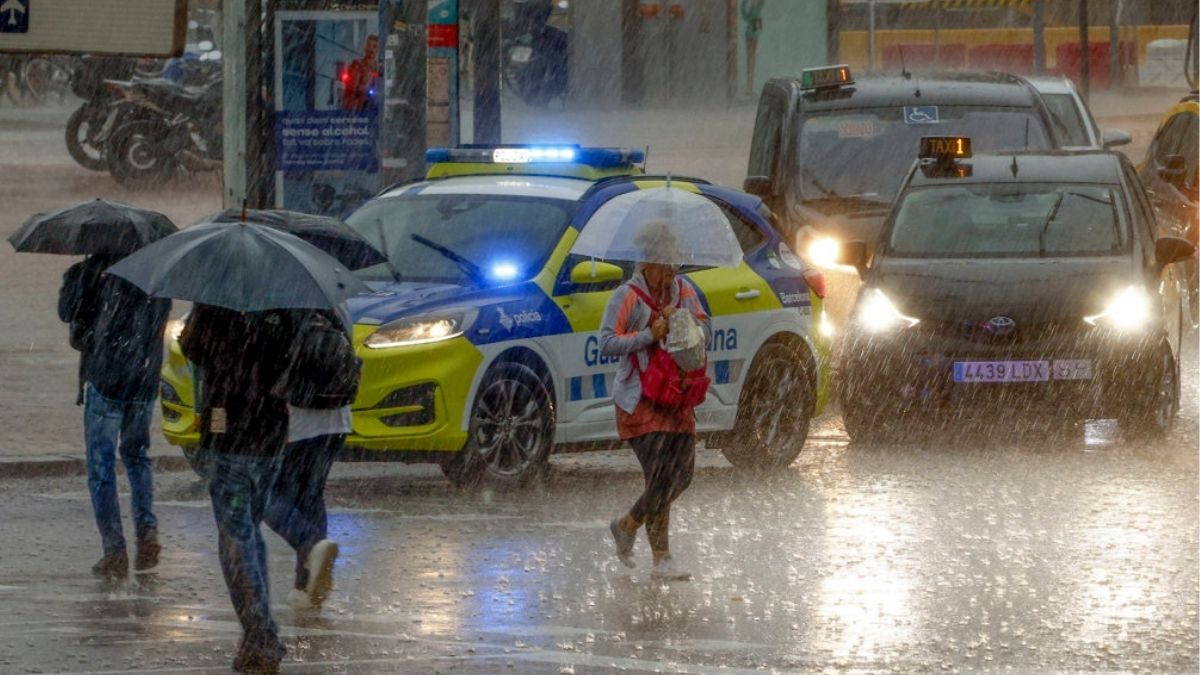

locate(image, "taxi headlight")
[[364, 310, 474, 349], [805, 236, 842, 269], [1084, 286, 1151, 331], [164, 315, 187, 343], [855, 288, 920, 333]]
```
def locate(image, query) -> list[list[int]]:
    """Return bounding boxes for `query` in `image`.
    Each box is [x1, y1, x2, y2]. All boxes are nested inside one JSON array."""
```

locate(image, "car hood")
[[872, 256, 1137, 324], [347, 280, 515, 326]]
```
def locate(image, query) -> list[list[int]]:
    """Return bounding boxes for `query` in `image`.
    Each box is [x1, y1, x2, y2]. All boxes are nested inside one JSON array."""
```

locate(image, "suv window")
[[748, 97, 784, 179]]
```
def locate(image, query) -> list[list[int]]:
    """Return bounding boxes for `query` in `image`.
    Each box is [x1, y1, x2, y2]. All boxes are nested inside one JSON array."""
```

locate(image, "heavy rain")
[[0, 0, 1197, 673]]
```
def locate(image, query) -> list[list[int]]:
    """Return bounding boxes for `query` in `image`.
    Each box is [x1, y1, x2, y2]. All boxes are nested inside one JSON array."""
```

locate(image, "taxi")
[[159, 146, 832, 486], [836, 137, 1195, 441]]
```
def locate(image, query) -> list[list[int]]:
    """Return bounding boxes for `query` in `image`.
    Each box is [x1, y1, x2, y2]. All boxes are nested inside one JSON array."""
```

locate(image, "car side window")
[[1151, 113, 1191, 167], [748, 97, 784, 179], [1123, 163, 1158, 261], [719, 204, 767, 254]]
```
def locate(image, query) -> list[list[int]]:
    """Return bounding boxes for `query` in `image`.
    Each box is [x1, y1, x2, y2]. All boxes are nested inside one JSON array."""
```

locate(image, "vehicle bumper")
[[159, 332, 484, 456]]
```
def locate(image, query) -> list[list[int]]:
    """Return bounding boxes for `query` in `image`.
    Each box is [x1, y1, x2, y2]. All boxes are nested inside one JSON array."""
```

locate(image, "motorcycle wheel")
[[65, 104, 110, 172], [106, 119, 174, 190]]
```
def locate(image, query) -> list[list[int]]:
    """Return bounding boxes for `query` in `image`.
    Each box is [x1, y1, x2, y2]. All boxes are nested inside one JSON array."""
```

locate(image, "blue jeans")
[[207, 452, 283, 651], [84, 382, 157, 556], [263, 434, 344, 589]]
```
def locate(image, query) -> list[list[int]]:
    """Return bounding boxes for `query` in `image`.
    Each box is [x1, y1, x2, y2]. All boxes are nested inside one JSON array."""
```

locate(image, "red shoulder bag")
[[627, 281, 710, 409]]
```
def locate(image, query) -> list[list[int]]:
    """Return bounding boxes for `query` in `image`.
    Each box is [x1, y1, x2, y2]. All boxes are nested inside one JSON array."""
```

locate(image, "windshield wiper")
[[1037, 192, 1066, 255], [410, 234, 486, 285]]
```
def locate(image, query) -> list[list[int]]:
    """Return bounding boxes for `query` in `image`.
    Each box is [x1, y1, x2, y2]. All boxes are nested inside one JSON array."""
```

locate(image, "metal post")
[[1080, 0, 1090, 102], [221, 0, 247, 209], [472, 0, 500, 143], [1109, 0, 1122, 89], [826, 0, 840, 64], [867, 0, 876, 72], [1032, 0, 1045, 75]]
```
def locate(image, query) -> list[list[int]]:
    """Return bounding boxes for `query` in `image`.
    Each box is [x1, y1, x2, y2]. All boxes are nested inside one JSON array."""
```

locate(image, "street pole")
[[221, 0, 247, 209], [1080, 0, 1090, 102], [471, 0, 500, 143], [826, 0, 840, 65], [868, 0, 876, 72], [1032, 0, 1045, 75], [1109, 0, 1122, 89]]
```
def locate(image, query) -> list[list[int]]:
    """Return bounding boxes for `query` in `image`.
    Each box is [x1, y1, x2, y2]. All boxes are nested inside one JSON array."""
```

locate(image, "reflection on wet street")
[[0, 399, 1195, 672]]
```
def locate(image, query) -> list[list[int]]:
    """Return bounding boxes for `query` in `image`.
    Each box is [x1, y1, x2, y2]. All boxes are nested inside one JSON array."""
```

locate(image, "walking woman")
[[600, 222, 711, 581]]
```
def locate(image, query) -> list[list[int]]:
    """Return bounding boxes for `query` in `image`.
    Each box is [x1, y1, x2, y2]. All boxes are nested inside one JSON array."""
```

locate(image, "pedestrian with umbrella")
[[209, 208, 380, 614], [108, 219, 368, 674], [577, 186, 742, 581], [8, 198, 177, 579]]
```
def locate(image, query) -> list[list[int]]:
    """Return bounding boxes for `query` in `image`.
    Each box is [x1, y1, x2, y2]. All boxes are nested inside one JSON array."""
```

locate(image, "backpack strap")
[[626, 283, 660, 312]]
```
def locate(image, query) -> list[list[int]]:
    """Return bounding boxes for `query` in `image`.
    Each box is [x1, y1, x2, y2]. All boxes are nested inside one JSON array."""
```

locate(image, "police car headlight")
[[365, 310, 475, 349], [855, 289, 920, 333], [805, 236, 842, 270], [1084, 286, 1151, 331]]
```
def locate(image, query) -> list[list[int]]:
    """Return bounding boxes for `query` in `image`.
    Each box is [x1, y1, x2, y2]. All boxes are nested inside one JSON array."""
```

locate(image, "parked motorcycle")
[[64, 56, 140, 171], [105, 67, 222, 189]]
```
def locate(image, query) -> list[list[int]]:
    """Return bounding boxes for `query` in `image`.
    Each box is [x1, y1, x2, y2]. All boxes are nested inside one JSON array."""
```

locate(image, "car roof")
[[905, 151, 1125, 188], [377, 174, 595, 201], [770, 71, 1042, 112]]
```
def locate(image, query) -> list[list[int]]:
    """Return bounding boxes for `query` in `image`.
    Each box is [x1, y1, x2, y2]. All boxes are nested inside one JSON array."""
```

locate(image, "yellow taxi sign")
[[801, 64, 854, 90], [920, 136, 972, 161]]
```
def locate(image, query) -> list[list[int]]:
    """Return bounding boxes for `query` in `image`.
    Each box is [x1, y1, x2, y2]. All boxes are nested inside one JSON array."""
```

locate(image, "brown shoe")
[[135, 529, 161, 572]]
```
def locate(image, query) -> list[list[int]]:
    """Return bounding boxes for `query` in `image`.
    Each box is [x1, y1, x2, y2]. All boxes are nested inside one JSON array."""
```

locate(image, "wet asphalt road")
[[1, 352, 1196, 675]]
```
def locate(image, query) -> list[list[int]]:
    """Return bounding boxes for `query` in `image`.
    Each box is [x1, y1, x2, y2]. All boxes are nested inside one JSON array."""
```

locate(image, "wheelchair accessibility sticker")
[[904, 106, 939, 124], [0, 0, 29, 33]]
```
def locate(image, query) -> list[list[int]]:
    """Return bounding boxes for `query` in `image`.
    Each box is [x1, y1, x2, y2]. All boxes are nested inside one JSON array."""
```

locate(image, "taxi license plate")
[[953, 359, 1093, 383]]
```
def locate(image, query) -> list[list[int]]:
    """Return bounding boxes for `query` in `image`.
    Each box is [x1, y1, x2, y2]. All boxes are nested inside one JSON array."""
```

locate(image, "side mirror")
[[1155, 235, 1196, 267], [838, 240, 869, 275], [1100, 128, 1131, 148], [569, 260, 624, 286], [1159, 155, 1188, 182], [743, 176, 772, 198]]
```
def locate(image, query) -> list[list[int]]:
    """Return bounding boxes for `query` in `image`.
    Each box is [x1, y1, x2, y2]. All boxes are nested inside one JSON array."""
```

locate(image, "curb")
[[0, 454, 192, 480]]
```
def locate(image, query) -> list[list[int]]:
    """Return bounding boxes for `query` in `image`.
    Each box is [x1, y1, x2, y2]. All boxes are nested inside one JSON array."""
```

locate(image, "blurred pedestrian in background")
[[741, 0, 766, 96], [601, 222, 711, 581]]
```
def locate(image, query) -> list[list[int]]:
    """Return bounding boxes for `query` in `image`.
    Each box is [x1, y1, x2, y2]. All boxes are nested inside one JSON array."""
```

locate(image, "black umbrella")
[[106, 221, 370, 312], [8, 198, 177, 256], [208, 208, 386, 271]]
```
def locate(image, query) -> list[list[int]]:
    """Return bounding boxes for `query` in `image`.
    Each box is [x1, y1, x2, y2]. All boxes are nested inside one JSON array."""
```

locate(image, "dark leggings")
[[628, 432, 696, 553]]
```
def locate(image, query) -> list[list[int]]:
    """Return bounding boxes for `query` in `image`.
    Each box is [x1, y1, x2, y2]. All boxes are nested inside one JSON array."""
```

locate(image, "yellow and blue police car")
[[160, 146, 832, 486]]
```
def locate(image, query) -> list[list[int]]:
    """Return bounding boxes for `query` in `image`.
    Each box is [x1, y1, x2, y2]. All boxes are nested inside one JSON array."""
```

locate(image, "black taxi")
[[836, 137, 1195, 441]]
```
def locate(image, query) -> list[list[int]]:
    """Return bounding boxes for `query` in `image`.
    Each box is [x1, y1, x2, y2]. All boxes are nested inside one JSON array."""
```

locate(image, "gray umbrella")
[[106, 221, 369, 312], [8, 198, 177, 256], [208, 208, 386, 270]]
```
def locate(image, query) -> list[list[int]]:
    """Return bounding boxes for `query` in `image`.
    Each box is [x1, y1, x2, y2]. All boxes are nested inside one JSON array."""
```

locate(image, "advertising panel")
[[274, 10, 382, 217]]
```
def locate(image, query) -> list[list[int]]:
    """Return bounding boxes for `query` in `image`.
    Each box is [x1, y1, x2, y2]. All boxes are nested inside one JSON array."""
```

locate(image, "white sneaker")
[[650, 556, 691, 581], [287, 587, 314, 612], [304, 539, 339, 609]]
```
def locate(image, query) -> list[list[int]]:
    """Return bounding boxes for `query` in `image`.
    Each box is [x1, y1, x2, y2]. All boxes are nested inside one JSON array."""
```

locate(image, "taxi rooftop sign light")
[[426, 145, 646, 168], [801, 65, 854, 91], [919, 136, 973, 178]]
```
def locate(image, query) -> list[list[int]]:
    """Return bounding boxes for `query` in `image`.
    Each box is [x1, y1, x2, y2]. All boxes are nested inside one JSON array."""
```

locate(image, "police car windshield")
[[347, 194, 575, 284], [888, 183, 1126, 258], [796, 107, 1050, 204]]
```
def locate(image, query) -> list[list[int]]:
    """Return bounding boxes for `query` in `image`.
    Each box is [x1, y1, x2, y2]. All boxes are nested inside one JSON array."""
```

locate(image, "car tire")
[[720, 343, 815, 472], [1118, 342, 1180, 439], [106, 119, 173, 189], [440, 361, 554, 489], [181, 445, 212, 481], [839, 374, 901, 443]]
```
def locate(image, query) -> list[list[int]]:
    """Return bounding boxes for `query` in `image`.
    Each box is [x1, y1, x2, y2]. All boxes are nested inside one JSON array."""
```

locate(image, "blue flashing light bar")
[[426, 145, 646, 168]]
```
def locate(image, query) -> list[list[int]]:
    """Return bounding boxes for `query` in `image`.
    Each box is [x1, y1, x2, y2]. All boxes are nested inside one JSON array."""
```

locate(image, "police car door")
[[549, 253, 628, 444]]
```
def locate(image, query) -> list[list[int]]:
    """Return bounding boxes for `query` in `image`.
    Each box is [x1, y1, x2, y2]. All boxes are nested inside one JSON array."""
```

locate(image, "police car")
[[836, 137, 1195, 441], [159, 146, 832, 486]]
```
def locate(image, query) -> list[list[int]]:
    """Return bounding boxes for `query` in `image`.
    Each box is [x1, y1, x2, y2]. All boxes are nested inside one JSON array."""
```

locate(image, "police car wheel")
[[443, 362, 554, 488], [1118, 343, 1179, 439], [721, 344, 815, 472]]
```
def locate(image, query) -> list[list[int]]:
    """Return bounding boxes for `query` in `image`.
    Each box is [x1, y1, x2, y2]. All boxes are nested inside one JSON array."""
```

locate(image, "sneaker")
[[287, 587, 314, 612], [650, 556, 691, 581], [303, 540, 338, 609], [134, 529, 161, 572], [91, 550, 128, 579], [609, 518, 636, 568]]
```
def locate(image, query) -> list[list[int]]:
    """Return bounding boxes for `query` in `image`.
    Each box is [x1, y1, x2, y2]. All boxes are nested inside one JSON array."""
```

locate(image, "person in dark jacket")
[[58, 256, 171, 579], [180, 304, 299, 674]]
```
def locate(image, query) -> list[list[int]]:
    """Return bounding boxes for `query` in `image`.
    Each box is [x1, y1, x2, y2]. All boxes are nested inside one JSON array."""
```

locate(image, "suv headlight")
[[364, 310, 476, 349], [1084, 286, 1151, 331], [855, 288, 920, 333], [804, 236, 842, 269]]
